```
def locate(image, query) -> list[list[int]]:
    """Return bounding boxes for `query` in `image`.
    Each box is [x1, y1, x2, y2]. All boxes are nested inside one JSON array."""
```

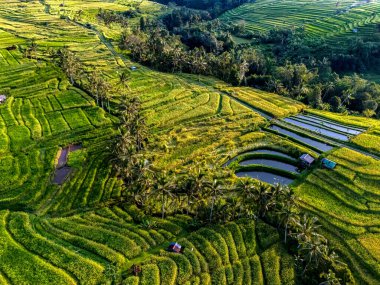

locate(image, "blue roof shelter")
[[321, 158, 337, 169], [168, 242, 182, 253]]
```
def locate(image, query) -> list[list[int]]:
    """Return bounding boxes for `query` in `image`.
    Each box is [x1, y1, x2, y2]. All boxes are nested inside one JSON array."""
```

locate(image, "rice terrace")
[[0, 0, 379, 284]]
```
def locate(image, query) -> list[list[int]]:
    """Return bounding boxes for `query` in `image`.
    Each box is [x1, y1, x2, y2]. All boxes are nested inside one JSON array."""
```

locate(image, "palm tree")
[[118, 71, 131, 90], [319, 269, 341, 285], [235, 178, 257, 200], [88, 69, 100, 105], [29, 38, 38, 60], [275, 203, 298, 244], [152, 171, 176, 218], [60, 48, 80, 85], [186, 166, 212, 215], [208, 179, 224, 223], [299, 239, 329, 275], [255, 183, 276, 217], [292, 215, 326, 244]]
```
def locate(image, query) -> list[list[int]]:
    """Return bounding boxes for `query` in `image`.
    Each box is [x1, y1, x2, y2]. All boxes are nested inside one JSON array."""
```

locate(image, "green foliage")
[[122, 276, 139, 285], [250, 255, 264, 285], [154, 257, 177, 285], [67, 149, 86, 168], [140, 264, 160, 285], [167, 253, 193, 283], [261, 245, 281, 285], [232, 261, 244, 285], [211, 267, 227, 285], [256, 221, 280, 250]]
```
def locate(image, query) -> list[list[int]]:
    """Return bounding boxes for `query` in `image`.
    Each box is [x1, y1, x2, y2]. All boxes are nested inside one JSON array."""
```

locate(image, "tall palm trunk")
[[209, 196, 215, 223], [161, 192, 165, 219]]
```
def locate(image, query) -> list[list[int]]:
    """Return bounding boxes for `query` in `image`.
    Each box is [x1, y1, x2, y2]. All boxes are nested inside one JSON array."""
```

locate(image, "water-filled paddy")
[[270, 125, 334, 152], [236, 171, 294, 185], [283, 117, 350, 141], [298, 114, 364, 135], [239, 158, 298, 173]]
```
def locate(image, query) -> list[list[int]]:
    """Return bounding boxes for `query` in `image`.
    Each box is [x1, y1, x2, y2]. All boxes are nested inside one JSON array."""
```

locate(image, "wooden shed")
[[299, 153, 315, 167], [0, 95, 7, 104], [167, 242, 182, 253]]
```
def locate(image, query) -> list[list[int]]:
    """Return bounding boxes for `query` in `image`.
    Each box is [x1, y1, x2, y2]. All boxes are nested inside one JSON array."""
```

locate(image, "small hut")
[[299, 153, 315, 167], [321, 158, 336, 170], [167, 242, 182, 253], [0, 95, 7, 104]]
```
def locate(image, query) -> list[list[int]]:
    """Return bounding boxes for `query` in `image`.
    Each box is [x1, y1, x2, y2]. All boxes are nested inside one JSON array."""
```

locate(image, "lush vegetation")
[[0, 0, 379, 284], [118, 3, 380, 118]]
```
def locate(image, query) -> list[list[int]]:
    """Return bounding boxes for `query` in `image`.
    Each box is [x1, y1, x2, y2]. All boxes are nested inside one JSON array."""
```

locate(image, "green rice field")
[[0, 0, 379, 284], [220, 0, 380, 39]]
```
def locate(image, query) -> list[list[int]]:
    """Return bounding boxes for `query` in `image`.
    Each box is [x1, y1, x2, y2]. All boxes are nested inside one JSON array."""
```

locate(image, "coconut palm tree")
[[118, 71, 131, 90], [60, 48, 80, 85], [151, 171, 177, 218], [88, 69, 101, 105], [208, 179, 224, 223], [255, 183, 276, 217], [179, 165, 211, 215], [275, 203, 298, 244], [292, 215, 326, 244], [299, 239, 329, 275]]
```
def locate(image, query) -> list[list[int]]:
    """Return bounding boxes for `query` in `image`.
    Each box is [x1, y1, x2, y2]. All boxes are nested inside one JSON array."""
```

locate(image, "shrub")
[[214, 225, 239, 263], [178, 238, 207, 273], [255, 221, 279, 250], [226, 223, 247, 258], [122, 276, 139, 285], [140, 264, 160, 285], [261, 246, 281, 285], [280, 253, 296, 285], [200, 273, 211, 285], [250, 255, 264, 285], [211, 267, 227, 285], [232, 261, 244, 285], [224, 265, 234, 284], [238, 220, 257, 256], [168, 253, 192, 283], [198, 228, 230, 265], [242, 257, 252, 285], [189, 234, 222, 270], [124, 204, 145, 223], [154, 257, 177, 285]]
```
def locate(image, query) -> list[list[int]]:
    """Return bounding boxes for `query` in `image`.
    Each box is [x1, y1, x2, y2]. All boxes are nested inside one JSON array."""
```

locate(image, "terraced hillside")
[[0, 207, 296, 285], [294, 148, 380, 284], [0, 0, 379, 284], [220, 0, 380, 38]]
